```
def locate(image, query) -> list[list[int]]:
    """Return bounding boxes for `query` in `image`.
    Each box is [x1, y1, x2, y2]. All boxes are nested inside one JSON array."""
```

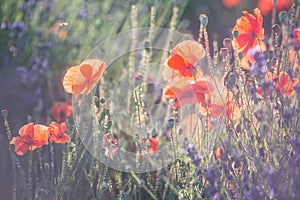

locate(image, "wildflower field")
[[1, 0, 300, 199]]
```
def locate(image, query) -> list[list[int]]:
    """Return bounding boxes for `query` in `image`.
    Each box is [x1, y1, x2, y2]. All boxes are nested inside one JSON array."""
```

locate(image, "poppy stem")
[[3, 114, 17, 200]]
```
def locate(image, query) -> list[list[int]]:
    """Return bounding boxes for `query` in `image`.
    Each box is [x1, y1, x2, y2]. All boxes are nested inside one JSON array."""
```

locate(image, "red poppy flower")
[[276, 71, 299, 97], [199, 90, 241, 120], [164, 79, 213, 108], [293, 28, 300, 43], [289, 49, 300, 73], [258, 0, 292, 15], [48, 122, 69, 144], [50, 102, 72, 123], [257, 71, 299, 98], [215, 147, 224, 159], [148, 137, 159, 153], [10, 123, 49, 156], [49, 20, 68, 40], [222, 0, 242, 9], [164, 40, 205, 81], [232, 8, 264, 54], [63, 59, 106, 95]]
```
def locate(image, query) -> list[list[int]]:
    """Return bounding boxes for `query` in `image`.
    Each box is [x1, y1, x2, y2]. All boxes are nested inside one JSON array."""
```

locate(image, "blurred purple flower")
[[16, 66, 29, 83], [34, 88, 42, 97], [12, 21, 25, 36], [1, 21, 10, 30], [42, 58, 49, 69], [192, 153, 202, 165], [213, 193, 224, 200], [16, 66, 37, 83], [37, 29, 43, 38], [248, 47, 267, 76], [187, 143, 196, 159], [19, 2, 28, 12], [77, 9, 87, 19], [9, 46, 16, 53]]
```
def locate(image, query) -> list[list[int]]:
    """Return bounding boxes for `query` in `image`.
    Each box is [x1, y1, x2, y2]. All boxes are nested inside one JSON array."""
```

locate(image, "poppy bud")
[[100, 98, 105, 103], [223, 38, 231, 48], [133, 75, 143, 87], [178, 128, 183, 135], [220, 48, 228, 58], [44, 163, 50, 171], [144, 40, 150, 52], [233, 30, 239, 38], [146, 140, 151, 148], [151, 129, 158, 138], [100, 182, 108, 190], [1, 109, 8, 120], [272, 24, 281, 35], [167, 119, 175, 129], [103, 108, 109, 115], [107, 121, 112, 129], [278, 11, 288, 24], [238, 52, 243, 60], [199, 14, 208, 27]]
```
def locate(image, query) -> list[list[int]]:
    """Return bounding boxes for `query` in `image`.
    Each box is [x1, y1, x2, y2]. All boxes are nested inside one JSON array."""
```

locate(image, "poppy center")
[[60, 112, 66, 119]]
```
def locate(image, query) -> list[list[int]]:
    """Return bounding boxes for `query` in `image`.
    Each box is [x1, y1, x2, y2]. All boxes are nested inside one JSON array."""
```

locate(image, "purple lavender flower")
[[1, 21, 10, 30], [19, 2, 28, 12], [34, 88, 42, 97], [12, 21, 25, 36], [77, 9, 88, 19], [42, 58, 49, 70], [192, 153, 202, 165], [213, 193, 224, 200], [187, 143, 196, 159], [248, 45, 267, 76]]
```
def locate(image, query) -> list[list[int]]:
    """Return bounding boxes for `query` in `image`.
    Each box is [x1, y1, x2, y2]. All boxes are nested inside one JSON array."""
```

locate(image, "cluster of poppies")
[[10, 121, 69, 156], [222, 0, 292, 15], [10, 101, 72, 156], [162, 39, 240, 121], [233, 8, 299, 97], [11, 6, 300, 157]]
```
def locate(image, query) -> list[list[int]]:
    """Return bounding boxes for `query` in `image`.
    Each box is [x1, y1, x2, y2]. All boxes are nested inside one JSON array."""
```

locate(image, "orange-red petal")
[[19, 123, 34, 137], [63, 59, 106, 95]]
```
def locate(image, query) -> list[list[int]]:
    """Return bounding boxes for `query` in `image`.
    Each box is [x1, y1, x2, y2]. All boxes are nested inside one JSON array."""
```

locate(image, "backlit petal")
[[63, 65, 81, 94]]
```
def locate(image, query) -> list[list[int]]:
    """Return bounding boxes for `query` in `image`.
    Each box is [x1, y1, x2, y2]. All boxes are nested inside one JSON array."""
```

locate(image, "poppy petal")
[[167, 54, 186, 70], [10, 137, 30, 156], [172, 40, 206, 64], [72, 84, 86, 95], [63, 65, 81, 94], [19, 123, 34, 137], [33, 125, 49, 146], [80, 64, 93, 78]]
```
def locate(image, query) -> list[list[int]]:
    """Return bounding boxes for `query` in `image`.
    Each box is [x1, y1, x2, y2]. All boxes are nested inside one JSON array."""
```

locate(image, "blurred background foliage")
[[0, 0, 277, 199]]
